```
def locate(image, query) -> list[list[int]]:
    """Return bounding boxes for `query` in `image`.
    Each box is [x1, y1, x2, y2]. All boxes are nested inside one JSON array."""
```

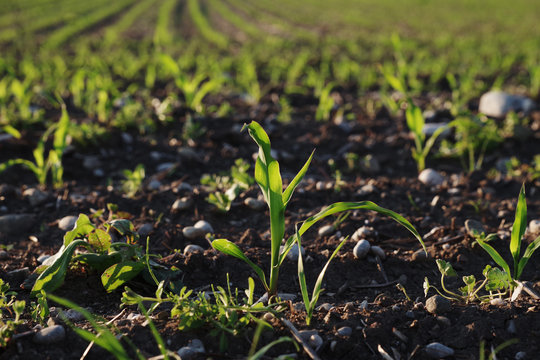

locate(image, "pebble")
[[244, 197, 265, 211], [318, 224, 335, 237], [23, 188, 49, 206], [0, 251, 8, 260], [359, 300, 368, 310], [121, 133, 133, 144], [356, 183, 376, 196], [172, 197, 193, 212], [82, 156, 101, 169], [370, 245, 385, 260], [58, 216, 77, 231], [507, 319, 517, 334], [490, 298, 506, 306], [156, 162, 175, 172], [515, 351, 527, 360], [178, 147, 201, 162], [298, 330, 323, 351], [436, 316, 451, 327], [0, 214, 35, 234], [147, 179, 162, 191], [465, 219, 486, 237], [182, 227, 206, 240], [176, 182, 193, 192], [425, 295, 451, 315], [194, 220, 213, 234], [60, 309, 85, 322], [183, 244, 204, 255], [353, 240, 371, 259], [424, 342, 454, 358], [336, 326, 352, 337], [405, 311, 415, 319], [418, 169, 444, 186], [352, 226, 375, 241], [281, 243, 304, 261], [33, 325, 66, 344], [529, 220, 540, 235], [478, 91, 534, 118], [177, 339, 205, 359], [411, 249, 429, 262], [137, 223, 154, 238], [316, 303, 333, 312]]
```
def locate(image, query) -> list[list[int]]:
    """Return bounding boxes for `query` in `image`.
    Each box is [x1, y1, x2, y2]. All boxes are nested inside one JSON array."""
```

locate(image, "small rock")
[[244, 197, 265, 211], [418, 169, 444, 186], [315, 181, 326, 191], [424, 342, 454, 358], [316, 303, 333, 312], [33, 325, 66, 344], [0, 214, 34, 234], [528, 220, 540, 235], [177, 339, 205, 359], [330, 340, 338, 352], [412, 249, 429, 262], [490, 298, 506, 306], [515, 351, 527, 360], [93, 169, 105, 177], [353, 240, 371, 259], [425, 295, 451, 315], [172, 197, 193, 212], [176, 182, 193, 192], [121, 133, 133, 144], [356, 183, 376, 196], [83, 156, 101, 169], [479, 91, 534, 118], [184, 244, 204, 255], [281, 243, 304, 261], [336, 326, 352, 337], [405, 311, 415, 319], [318, 224, 335, 237], [182, 227, 206, 240], [465, 219, 486, 237], [147, 179, 162, 191], [436, 316, 451, 327], [193, 220, 213, 234], [370, 245, 385, 260], [351, 226, 375, 241], [0, 251, 8, 260], [298, 330, 323, 351], [507, 319, 517, 334], [178, 147, 201, 162], [156, 162, 175, 172], [23, 188, 49, 206], [60, 309, 85, 322], [137, 223, 154, 238], [58, 216, 77, 231], [359, 300, 368, 310]]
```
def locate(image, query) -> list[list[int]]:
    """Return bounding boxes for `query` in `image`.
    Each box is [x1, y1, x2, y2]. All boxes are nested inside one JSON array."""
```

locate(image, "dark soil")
[[0, 96, 539, 360]]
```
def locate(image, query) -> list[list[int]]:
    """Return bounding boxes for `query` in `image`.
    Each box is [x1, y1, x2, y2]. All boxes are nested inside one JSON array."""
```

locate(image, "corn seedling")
[[0, 103, 69, 188], [479, 339, 518, 360], [212, 121, 426, 299], [315, 82, 335, 122], [475, 185, 540, 292]]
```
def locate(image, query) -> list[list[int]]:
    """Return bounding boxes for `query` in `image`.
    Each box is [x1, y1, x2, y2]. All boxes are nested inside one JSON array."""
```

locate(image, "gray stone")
[[60, 309, 85, 322], [58, 216, 77, 231], [528, 220, 540, 235], [465, 219, 486, 237], [183, 244, 204, 255], [425, 295, 451, 315], [177, 339, 205, 359], [424, 342, 454, 358], [316, 303, 333, 312], [172, 197, 193, 212], [418, 169, 444, 186], [156, 162, 175, 172], [479, 91, 534, 118], [23, 188, 49, 206], [147, 179, 162, 191], [336, 326, 352, 337], [507, 319, 517, 334], [176, 182, 193, 192], [351, 226, 375, 241], [0, 251, 8, 260], [244, 197, 265, 211], [370, 245, 385, 260], [33, 325, 66, 344], [137, 223, 154, 238], [182, 227, 206, 240], [281, 243, 304, 261], [353, 240, 371, 259], [193, 220, 213, 234], [298, 330, 323, 351], [356, 183, 376, 196], [515, 351, 527, 360], [318, 224, 335, 237]]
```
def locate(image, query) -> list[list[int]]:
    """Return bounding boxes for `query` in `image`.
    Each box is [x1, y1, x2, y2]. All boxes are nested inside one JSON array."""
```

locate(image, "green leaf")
[[476, 237, 512, 284], [211, 239, 268, 291], [282, 150, 314, 207], [31, 239, 87, 296], [461, 275, 476, 295], [101, 261, 145, 292], [405, 103, 424, 138], [88, 228, 112, 252], [296, 201, 425, 253], [485, 267, 510, 291], [516, 235, 540, 280], [64, 214, 95, 246], [436, 259, 457, 277], [510, 185, 527, 275], [108, 219, 135, 236]]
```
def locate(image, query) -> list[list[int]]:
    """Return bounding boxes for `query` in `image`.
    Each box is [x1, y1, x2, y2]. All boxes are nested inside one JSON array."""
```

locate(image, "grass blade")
[[476, 238, 512, 283], [517, 235, 540, 279], [510, 185, 527, 275]]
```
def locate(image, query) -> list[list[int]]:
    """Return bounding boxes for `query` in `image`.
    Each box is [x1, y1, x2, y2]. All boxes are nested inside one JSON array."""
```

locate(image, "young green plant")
[[212, 121, 426, 300]]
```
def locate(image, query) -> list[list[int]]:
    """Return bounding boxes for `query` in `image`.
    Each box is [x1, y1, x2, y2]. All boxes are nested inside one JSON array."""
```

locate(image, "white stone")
[[244, 197, 265, 211], [172, 197, 193, 212], [318, 224, 335, 237], [183, 244, 204, 255], [0, 214, 35, 234], [23, 188, 49, 206], [357, 183, 376, 196], [424, 342, 454, 358], [528, 220, 540, 235], [352, 226, 375, 241], [58, 216, 77, 231], [182, 226, 206, 240], [418, 168, 444, 186], [490, 298, 506, 306], [194, 220, 213, 234], [479, 91, 534, 118], [353, 240, 371, 259]]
